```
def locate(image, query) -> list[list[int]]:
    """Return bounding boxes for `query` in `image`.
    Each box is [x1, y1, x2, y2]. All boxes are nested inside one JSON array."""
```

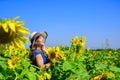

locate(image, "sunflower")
[[55, 51, 66, 61], [81, 36, 86, 42], [0, 16, 30, 56], [47, 47, 56, 61], [108, 72, 115, 78], [19, 48, 27, 58], [38, 72, 51, 80], [47, 47, 66, 62], [7, 59, 16, 69], [77, 36, 86, 56], [55, 46, 61, 52], [72, 36, 79, 45], [92, 73, 107, 80], [7, 57, 19, 69], [86, 47, 90, 52], [43, 72, 51, 80]]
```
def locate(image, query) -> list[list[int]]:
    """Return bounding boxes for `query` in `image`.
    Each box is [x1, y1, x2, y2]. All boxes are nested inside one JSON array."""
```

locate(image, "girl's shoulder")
[[33, 50, 43, 55]]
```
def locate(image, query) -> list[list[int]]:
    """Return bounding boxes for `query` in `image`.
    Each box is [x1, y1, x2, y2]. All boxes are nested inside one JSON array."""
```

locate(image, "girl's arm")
[[36, 54, 44, 69], [36, 54, 51, 69]]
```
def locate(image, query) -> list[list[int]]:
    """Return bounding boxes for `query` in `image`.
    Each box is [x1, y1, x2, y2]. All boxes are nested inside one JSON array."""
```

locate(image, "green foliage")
[[0, 48, 120, 80]]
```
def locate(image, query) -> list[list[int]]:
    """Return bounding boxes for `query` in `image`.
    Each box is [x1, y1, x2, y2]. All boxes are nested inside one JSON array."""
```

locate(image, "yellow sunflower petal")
[[13, 39, 21, 48], [0, 21, 2, 28], [19, 36, 29, 43], [2, 22, 9, 32], [12, 16, 20, 21], [9, 30, 14, 38], [20, 48, 26, 57], [18, 27, 30, 34], [10, 41, 15, 47], [43, 73, 51, 80], [8, 21, 16, 32], [8, 45, 14, 56], [16, 39, 25, 48]]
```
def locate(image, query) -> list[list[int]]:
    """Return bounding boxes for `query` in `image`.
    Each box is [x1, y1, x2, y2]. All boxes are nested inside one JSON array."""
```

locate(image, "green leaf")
[[63, 61, 73, 71], [20, 68, 28, 76], [109, 66, 120, 73], [0, 61, 7, 71], [0, 56, 6, 61], [22, 78, 29, 80], [64, 50, 69, 55], [95, 64, 108, 70], [0, 73, 4, 79], [26, 72, 36, 80], [21, 59, 31, 69], [30, 66, 36, 72]]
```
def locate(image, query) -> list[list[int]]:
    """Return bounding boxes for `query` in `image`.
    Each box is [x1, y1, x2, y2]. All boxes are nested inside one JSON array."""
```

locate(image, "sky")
[[0, 0, 120, 49]]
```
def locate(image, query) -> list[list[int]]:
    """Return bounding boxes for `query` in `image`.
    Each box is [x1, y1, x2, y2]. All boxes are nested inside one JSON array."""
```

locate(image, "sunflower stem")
[[14, 69, 19, 80]]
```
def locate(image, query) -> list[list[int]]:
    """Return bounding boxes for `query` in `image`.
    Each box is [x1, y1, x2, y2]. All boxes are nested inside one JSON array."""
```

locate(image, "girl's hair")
[[29, 32, 48, 59], [29, 36, 40, 59]]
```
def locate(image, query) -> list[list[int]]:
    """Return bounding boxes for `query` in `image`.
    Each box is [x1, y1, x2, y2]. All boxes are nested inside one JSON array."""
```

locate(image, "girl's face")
[[36, 35, 45, 46]]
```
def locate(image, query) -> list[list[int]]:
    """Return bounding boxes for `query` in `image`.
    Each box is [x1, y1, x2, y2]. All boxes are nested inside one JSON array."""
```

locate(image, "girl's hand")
[[41, 45, 48, 54], [45, 62, 52, 69]]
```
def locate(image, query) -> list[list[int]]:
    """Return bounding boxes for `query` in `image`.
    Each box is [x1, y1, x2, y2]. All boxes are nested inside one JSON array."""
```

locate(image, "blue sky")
[[1, 0, 120, 49]]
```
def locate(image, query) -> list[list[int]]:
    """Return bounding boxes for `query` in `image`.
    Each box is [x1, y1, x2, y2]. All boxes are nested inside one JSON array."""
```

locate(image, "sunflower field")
[[0, 17, 120, 80]]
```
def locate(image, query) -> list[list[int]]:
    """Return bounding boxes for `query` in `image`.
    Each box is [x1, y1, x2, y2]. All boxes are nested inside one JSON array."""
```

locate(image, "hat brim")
[[37, 32, 48, 41], [31, 32, 48, 48], [32, 32, 48, 47]]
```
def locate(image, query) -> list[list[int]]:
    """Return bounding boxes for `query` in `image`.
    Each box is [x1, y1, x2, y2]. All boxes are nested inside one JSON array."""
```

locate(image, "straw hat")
[[30, 31, 48, 45]]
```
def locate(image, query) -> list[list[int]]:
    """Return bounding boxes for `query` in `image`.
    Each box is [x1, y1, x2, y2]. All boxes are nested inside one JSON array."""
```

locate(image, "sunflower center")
[[12, 58, 18, 65], [0, 28, 15, 44]]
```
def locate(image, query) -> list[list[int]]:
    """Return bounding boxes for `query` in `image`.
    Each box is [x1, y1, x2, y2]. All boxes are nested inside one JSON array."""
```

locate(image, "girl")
[[29, 32, 51, 69]]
